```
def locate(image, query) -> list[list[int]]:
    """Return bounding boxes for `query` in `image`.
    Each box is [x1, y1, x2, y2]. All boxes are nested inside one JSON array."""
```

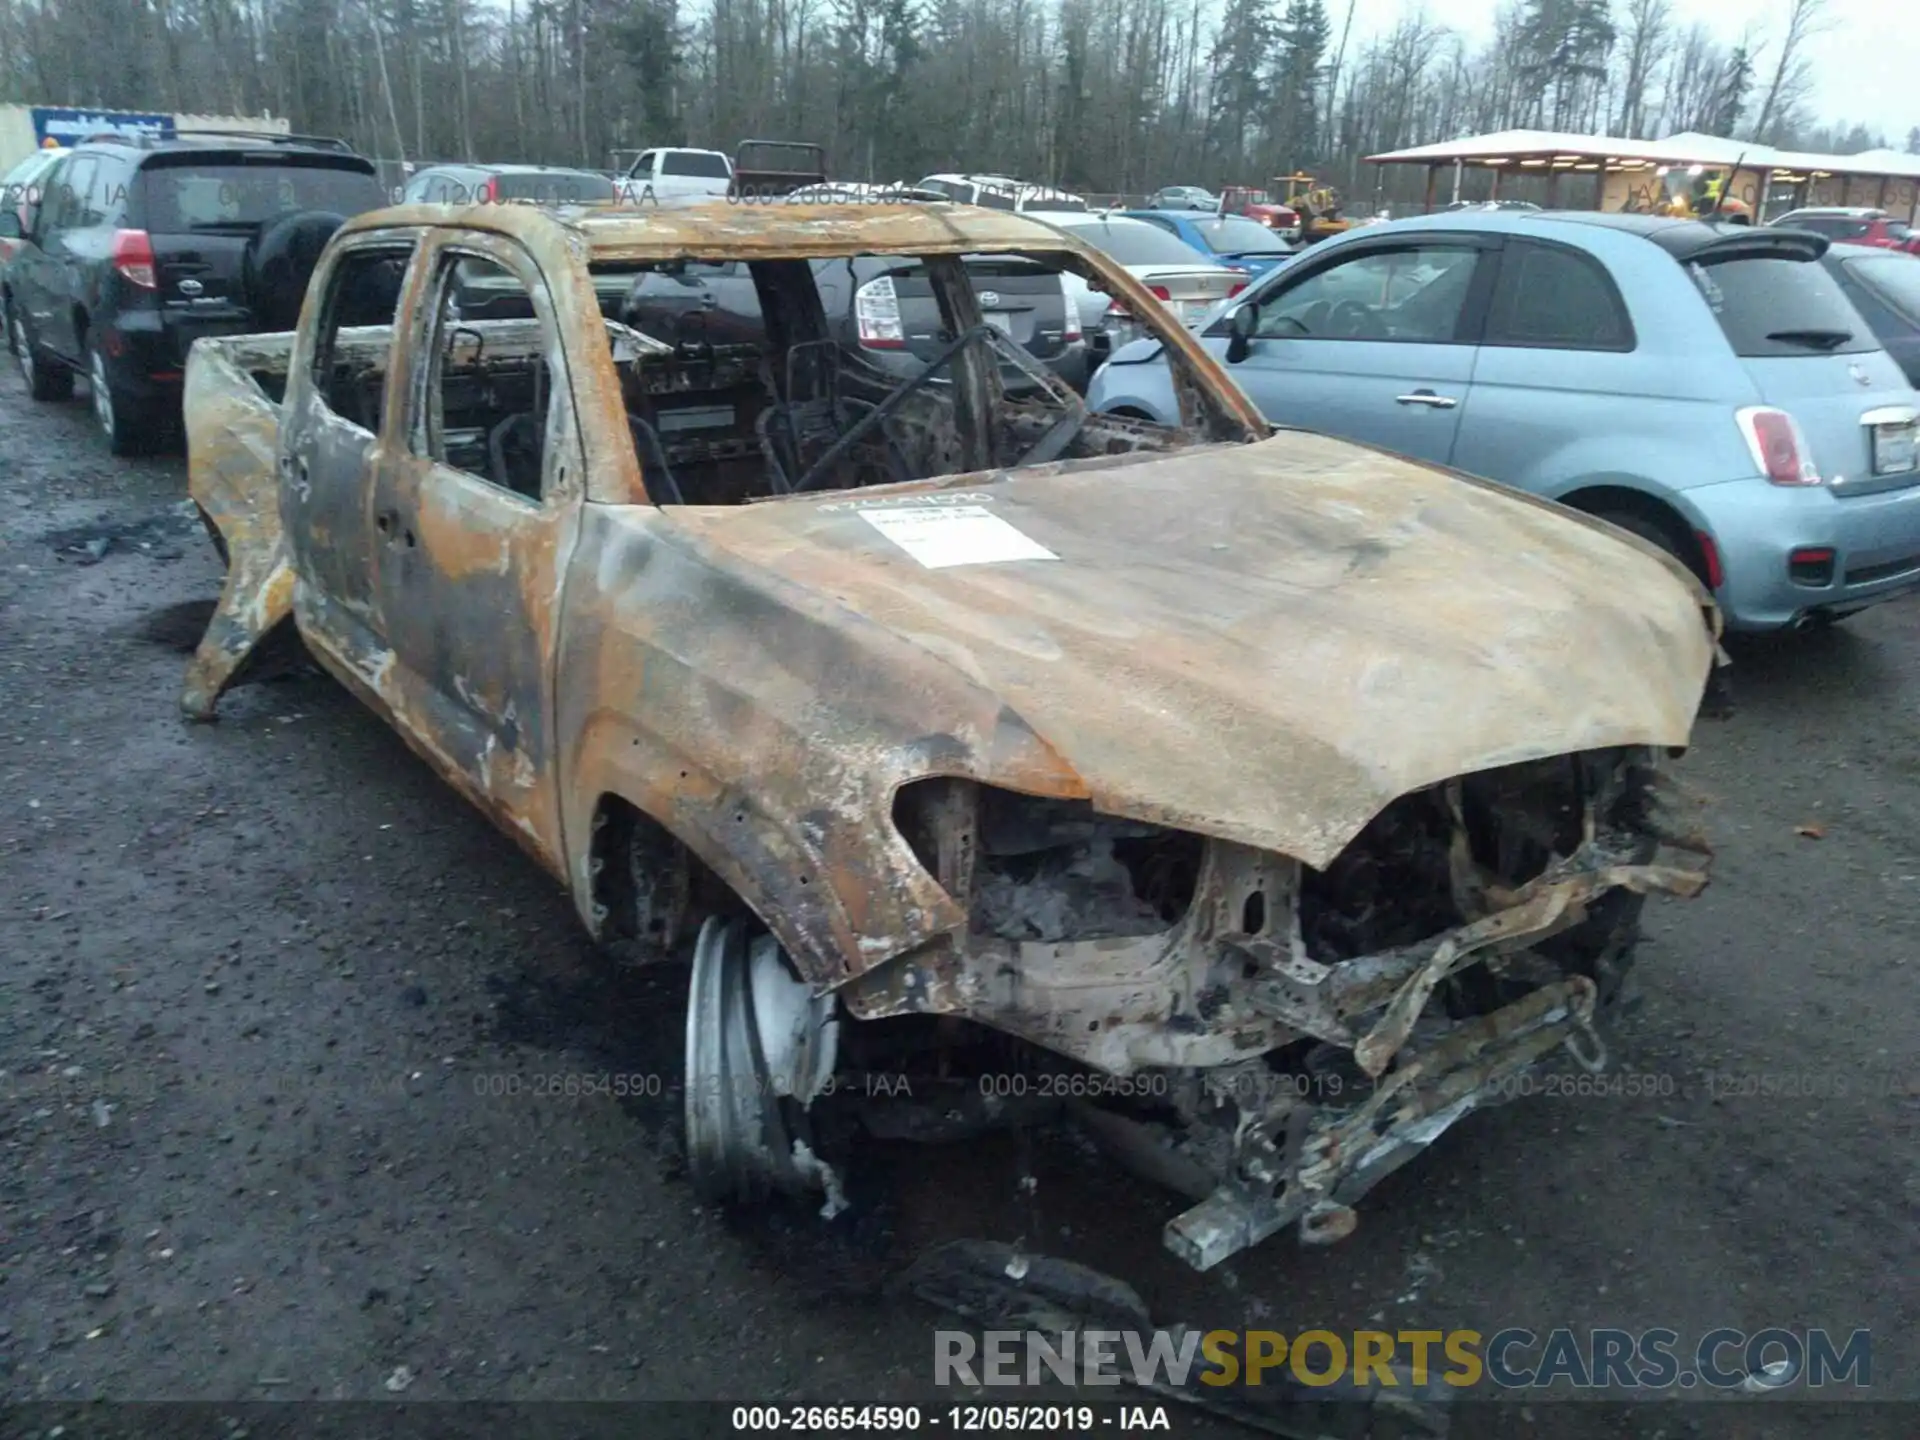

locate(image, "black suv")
[[3, 130, 388, 453]]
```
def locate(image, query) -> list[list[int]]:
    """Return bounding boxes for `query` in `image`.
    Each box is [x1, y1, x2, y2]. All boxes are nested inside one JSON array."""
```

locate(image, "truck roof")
[[345, 197, 1097, 261]]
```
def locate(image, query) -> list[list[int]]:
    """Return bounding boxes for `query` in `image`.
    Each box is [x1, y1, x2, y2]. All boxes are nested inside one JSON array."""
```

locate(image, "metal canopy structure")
[[1366, 128, 1920, 220]]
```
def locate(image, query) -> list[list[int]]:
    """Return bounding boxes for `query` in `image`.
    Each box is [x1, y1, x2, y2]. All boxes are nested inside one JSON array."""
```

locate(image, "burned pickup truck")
[[180, 200, 1717, 1271]]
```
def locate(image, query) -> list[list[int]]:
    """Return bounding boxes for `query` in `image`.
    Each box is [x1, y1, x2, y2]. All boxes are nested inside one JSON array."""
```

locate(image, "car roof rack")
[[78, 128, 356, 154], [171, 128, 358, 152]]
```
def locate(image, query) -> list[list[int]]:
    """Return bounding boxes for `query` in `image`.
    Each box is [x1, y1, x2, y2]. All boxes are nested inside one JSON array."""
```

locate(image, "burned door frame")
[[278, 224, 432, 691], [366, 226, 588, 877]]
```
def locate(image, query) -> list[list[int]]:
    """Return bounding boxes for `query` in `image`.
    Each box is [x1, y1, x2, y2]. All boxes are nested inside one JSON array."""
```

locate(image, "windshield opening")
[[560, 247, 1253, 505]]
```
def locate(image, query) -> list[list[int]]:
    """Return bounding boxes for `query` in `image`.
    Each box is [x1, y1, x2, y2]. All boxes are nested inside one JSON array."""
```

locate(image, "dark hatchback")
[[1822, 241, 1920, 387], [4, 131, 387, 453]]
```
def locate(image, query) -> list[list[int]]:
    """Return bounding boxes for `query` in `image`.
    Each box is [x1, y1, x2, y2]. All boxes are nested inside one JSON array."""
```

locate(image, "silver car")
[[1089, 209, 1920, 633], [1026, 210, 1249, 359]]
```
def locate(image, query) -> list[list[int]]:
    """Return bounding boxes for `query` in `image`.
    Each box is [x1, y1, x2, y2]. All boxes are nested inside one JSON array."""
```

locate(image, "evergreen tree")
[[1206, 0, 1275, 175], [1709, 44, 1752, 137], [1268, 0, 1329, 170], [1517, 0, 1616, 130]]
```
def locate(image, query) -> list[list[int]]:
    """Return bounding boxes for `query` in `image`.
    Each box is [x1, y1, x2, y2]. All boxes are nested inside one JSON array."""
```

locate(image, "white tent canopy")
[[1368, 128, 1920, 183]]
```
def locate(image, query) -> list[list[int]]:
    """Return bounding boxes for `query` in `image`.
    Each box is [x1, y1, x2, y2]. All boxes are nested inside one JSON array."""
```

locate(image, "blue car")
[[1089, 209, 1920, 633], [1122, 209, 1300, 279]]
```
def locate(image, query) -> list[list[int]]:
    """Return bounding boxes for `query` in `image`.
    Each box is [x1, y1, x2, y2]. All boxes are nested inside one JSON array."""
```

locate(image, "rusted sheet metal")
[[557, 426, 1713, 990], [643, 434, 1715, 873], [181, 204, 1715, 1008], [1348, 857, 1707, 1077], [362, 196, 1127, 261], [1166, 974, 1600, 1270], [180, 333, 297, 721]]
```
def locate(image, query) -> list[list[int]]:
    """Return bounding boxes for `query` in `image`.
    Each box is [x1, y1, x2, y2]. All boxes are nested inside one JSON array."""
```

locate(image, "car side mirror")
[[1225, 303, 1258, 364]]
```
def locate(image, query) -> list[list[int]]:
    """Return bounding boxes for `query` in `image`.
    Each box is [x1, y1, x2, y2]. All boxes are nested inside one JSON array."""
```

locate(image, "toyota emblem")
[[977, 291, 1000, 308], [1849, 362, 1871, 387], [178, 278, 203, 297]]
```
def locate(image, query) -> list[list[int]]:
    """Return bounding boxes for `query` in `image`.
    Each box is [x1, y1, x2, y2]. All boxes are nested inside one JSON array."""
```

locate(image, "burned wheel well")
[[589, 794, 740, 957], [1559, 485, 1711, 587], [891, 777, 1204, 943]]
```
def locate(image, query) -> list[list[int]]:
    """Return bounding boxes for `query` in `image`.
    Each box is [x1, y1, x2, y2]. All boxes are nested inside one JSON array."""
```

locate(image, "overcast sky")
[[1340, 0, 1915, 146]]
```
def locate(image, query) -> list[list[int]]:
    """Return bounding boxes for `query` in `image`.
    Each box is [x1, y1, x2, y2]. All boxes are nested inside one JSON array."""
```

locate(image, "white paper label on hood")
[[858, 504, 1058, 569]]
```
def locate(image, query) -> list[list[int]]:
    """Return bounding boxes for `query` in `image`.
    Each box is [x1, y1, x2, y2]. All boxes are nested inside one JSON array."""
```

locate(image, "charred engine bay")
[[968, 792, 1204, 944], [858, 749, 1662, 1119]]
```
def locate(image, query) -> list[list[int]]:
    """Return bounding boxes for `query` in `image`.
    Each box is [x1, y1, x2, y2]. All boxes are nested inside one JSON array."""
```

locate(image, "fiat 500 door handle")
[[1395, 389, 1458, 408]]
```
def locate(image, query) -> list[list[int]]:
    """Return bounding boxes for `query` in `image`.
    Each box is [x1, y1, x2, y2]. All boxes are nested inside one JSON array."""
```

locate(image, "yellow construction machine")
[[1276, 173, 1362, 243], [1650, 165, 1753, 223]]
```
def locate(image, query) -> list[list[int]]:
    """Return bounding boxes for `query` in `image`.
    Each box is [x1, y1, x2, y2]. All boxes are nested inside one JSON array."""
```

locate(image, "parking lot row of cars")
[[6, 129, 1920, 637]]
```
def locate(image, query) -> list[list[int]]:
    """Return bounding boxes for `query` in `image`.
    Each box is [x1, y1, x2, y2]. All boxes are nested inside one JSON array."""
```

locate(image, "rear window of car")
[[1687, 252, 1877, 357], [661, 150, 730, 179], [494, 170, 615, 203], [1845, 254, 1920, 319], [1188, 216, 1291, 255], [135, 156, 387, 230], [1063, 220, 1209, 267]]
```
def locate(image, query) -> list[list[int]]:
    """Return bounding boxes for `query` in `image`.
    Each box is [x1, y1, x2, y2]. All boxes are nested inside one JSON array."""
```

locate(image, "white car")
[[616, 147, 733, 205], [915, 174, 1090, 213], [1024, 210, 1251, 356], [783, 181, 947, 205]]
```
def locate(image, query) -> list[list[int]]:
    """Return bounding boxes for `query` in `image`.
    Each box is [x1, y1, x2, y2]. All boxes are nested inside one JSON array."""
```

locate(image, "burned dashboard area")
[[830, 746, 1710, 1268]]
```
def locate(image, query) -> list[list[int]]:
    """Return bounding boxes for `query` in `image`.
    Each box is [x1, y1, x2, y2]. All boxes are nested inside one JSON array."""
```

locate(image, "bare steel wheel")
[[683, 916, 843, 1211]]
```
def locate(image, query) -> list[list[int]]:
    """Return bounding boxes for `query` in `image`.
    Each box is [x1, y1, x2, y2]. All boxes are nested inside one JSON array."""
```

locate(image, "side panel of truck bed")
[[180, 332, 299, 720]]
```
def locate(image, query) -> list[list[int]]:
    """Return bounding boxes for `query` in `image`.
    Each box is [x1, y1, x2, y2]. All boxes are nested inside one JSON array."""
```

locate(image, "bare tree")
[[1612, 0, 1670, 137], [1749, 0, 1829, 145], [0, 0, 1878, 212]]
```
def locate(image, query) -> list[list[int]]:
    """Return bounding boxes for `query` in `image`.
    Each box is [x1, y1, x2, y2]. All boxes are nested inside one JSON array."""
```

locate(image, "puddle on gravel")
[[38, 499, 202, 565]]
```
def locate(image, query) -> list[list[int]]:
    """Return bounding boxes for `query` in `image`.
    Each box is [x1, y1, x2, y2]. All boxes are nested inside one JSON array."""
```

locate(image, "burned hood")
[[659, 434, 1715, 869]]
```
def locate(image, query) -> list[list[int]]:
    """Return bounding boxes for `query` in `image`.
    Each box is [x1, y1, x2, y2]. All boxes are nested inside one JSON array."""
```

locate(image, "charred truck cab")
[[179, 201, 1718, 1272]]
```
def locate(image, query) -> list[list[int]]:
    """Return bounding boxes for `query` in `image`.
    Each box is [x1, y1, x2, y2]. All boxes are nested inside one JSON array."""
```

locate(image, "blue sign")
[[31, 107, 175, 147]]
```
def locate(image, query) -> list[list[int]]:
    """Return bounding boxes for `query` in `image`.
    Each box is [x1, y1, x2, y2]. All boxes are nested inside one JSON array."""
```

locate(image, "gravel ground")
[[1, 360, 1916, 1439]]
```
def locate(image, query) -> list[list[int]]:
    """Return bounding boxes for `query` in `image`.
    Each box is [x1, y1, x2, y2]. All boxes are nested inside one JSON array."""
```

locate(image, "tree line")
[[0, 0, 1908, 204]]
